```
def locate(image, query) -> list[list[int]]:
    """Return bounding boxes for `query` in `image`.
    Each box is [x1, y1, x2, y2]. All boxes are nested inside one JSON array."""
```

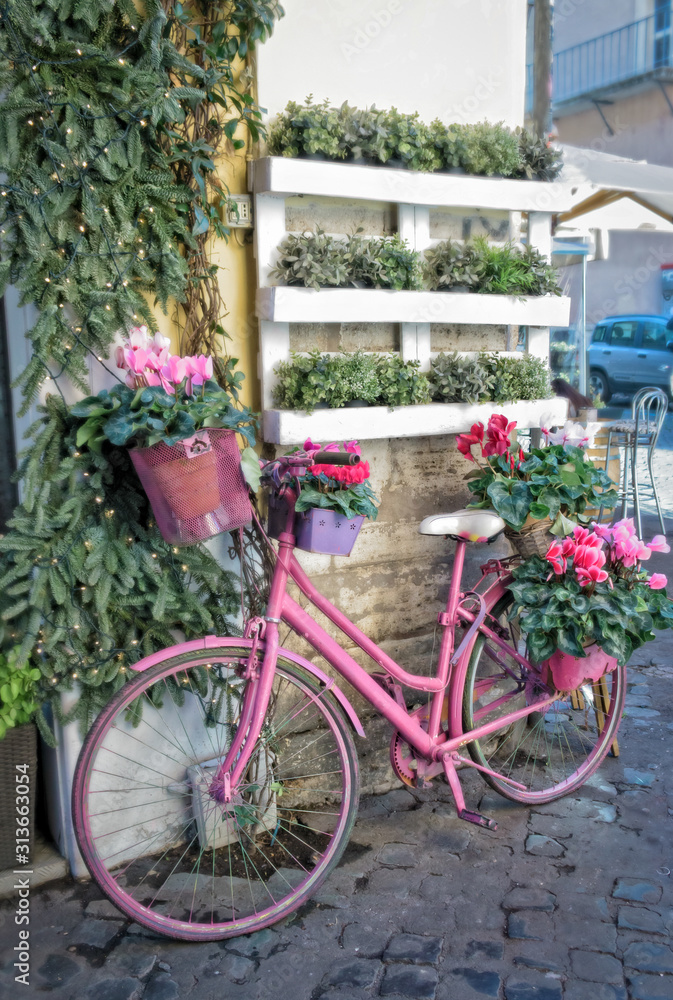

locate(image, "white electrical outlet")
[[225, 195, 253, 228]]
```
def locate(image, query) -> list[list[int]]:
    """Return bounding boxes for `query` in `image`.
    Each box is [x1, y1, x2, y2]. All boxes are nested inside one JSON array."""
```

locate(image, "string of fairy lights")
[[0, 2, 186, 394], [0, 3, 240, 702]]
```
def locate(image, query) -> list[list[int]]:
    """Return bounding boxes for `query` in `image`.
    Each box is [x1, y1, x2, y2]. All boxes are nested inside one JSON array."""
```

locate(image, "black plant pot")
[[344, 399, 370, 407]]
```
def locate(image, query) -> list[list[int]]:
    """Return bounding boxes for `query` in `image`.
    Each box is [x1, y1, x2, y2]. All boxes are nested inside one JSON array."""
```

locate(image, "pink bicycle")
[[72, 449, 626, 941]]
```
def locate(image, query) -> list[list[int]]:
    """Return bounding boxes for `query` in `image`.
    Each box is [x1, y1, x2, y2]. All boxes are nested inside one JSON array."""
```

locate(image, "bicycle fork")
[[209, 617, 279, 806]]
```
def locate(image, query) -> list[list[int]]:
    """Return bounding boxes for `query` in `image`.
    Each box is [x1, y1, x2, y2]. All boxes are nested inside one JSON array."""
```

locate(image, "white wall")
[[257, 0, 528, 127]]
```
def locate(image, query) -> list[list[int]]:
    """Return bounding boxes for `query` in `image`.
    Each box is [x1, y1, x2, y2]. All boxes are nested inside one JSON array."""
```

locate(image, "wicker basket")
[[0, 723, 37, 870], [505, 517, 554, 558]]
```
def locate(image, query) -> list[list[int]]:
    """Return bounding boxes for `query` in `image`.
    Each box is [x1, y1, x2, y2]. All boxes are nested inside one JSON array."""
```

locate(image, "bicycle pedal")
[[458, 808, 498, 831]]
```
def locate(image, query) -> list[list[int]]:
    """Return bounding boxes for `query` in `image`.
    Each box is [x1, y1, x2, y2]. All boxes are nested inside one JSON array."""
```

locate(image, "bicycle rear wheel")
[[462, 594, 626, 804], [73, 645, 359, 941]]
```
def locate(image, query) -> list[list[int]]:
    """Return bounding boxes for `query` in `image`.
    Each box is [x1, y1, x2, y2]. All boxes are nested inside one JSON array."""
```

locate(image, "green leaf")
[[486, 480, 531, 530], [192, 205, 210, 236], [240, 447, 261, 492], [550, 512, 577, 537]]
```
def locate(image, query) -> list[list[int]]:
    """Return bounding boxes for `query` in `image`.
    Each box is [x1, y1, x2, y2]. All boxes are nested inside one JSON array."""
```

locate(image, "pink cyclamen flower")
[[303, 438, 321, 454], [648, 573, 667, 590], [344, 440, 361, 455], [545, 541, 566, 575], [123, 347, 152, 374], [648, 534, 671, 554], [561, 537, 576, 556], [127, 325, 150, 351], [576, 564, 609, 586], [150, 331, 171, 353], [161, 354, 188, 388], [573, 525, 603, 548], [186, 354, 214, 387]]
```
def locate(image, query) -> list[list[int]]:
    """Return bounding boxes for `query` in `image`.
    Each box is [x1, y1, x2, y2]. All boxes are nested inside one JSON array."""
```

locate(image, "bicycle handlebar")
[[312, 451, 360, 466]]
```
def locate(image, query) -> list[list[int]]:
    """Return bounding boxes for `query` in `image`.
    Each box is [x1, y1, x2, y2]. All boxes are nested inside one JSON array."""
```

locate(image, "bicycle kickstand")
[[441, 753, 498, 831]]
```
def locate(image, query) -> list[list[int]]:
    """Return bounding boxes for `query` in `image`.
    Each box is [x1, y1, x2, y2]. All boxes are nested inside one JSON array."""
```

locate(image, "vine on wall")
[[0, 0, 283, 402], [0, 0, 283, 737]]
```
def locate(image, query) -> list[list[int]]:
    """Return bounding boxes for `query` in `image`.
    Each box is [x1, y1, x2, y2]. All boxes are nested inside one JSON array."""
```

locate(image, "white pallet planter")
[[263, 397, 569, 447], [256, 287, 571, 328], [249, 157, 574, 213], [250, 155, 571, 436]]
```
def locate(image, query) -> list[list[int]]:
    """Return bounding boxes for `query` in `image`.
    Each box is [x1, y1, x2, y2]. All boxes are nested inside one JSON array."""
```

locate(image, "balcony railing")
[[553, 12, 672, 105]]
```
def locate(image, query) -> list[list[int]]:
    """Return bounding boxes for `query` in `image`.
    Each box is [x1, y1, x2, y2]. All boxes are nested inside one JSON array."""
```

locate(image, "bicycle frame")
[[218, 515, 558, 816]]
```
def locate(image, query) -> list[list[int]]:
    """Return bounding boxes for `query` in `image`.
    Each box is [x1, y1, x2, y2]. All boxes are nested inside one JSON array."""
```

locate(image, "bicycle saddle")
[[418, 509, 506, 543]]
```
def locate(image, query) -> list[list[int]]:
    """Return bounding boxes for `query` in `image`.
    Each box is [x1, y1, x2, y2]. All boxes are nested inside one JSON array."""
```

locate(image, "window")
[[642, 320, 668, 349], [655, 0, 672, 68], [609, 321, 638, 345], [591, 324, 608, 343]]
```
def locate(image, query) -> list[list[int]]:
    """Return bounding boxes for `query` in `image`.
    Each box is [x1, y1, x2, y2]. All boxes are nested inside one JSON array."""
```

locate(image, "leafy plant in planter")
[[424, 240, 485, 291], [271, 231, 422, 291], [273, 351, 430, 410], [508, 522, 673, 668], [429, 353, 498, 404], [375, 354, 431, 406], [72, 333, 256, 454], [375, 107, 442, 172], [491, 353, 552, 403], [429, 120, 466, 171], [267, 97, 347, 159], [514, 128, 563, 182], [352, 234, 424, 290], [452, 121, 521, 177], [272, 351, 343, 411], [336, 351, 381, 404], [341, 104, 390, 162], [296, 440, 380, 520], [270, 229, 351, 289], [457, 414, 618, 534], [0, 647, 40, 741], [472, 238, 562, 297]]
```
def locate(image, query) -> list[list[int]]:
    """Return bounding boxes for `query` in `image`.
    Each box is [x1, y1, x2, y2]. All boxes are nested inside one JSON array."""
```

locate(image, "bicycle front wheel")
[[462, 594, 626, 804], [73, 645, 359, 941]]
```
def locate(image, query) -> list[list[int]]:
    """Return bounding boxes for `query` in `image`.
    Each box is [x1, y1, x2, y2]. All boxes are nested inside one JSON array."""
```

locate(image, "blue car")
[[588, 314, 673, 403]]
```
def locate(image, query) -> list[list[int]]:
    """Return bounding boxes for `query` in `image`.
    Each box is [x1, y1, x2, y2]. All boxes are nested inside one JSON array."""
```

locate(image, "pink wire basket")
[[130, 428, 252, 546]]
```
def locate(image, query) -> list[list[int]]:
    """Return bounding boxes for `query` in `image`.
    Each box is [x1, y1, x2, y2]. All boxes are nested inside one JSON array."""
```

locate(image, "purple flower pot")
[[295, 508, 364, 556], [267, 494, 364, 555]]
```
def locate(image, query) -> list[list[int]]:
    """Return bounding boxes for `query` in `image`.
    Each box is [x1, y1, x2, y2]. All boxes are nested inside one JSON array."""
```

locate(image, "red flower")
[[456, 422, 484, 463], [483, 414, 516, 457]]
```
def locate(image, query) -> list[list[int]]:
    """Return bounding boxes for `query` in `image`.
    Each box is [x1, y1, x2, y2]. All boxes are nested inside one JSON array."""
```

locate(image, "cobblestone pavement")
[[1, 421, 673, 1000]]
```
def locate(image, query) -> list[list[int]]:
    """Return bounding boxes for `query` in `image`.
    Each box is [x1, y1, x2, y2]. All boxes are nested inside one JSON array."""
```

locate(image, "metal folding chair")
[[603, 387, 668, 537]]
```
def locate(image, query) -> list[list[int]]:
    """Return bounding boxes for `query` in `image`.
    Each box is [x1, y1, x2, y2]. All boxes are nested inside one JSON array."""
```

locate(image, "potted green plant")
[[513, 128, 563, 182], [352, 233, 424, 290], [268, 439, 379, 555], [429, 352, 499, 403], [375, 107, 441, 172], [508, 521, 673, 687], [70, 327, 258, 545], [0, 647, 41, 869], [456, 414, 619, 554], [341, 104, 390, 163], [270, 229, 352, 289], [451, 121, 522, 177], [429, 119, 466, 172], [375, 354, 431, 407], [267, 96, 347, 160]]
